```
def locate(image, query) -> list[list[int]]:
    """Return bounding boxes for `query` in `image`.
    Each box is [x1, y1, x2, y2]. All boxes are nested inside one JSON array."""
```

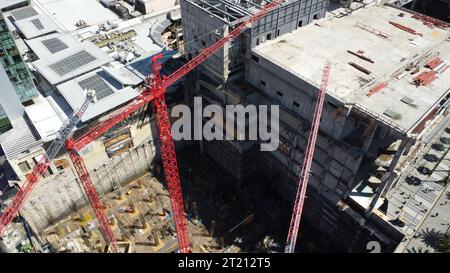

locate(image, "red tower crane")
[[0, 90, 96, 237], [68, 0, 285, 253], [0, 0, 285, 253], [285, 62, 330, 253]]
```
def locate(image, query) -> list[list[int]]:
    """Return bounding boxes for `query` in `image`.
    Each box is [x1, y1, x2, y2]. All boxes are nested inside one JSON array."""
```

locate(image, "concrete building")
[[181, 0, 328, 83], [180, 0, 450, 252]]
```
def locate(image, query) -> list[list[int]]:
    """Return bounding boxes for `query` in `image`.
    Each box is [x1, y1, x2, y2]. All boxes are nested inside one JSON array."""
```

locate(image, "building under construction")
[[0, 0, 449, 253], [179, 0, 450, 252]]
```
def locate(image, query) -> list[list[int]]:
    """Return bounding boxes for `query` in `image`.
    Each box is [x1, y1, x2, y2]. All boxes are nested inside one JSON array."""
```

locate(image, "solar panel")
[[78, 75, 114, 100], [31, 19, 44, 30], [11, 7, 38, 20], [42, 38, 68, 54], [49, 51, 97, 76]]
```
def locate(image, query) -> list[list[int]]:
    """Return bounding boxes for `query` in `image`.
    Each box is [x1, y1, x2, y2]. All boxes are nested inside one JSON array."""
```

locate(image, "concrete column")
[[366, 138, 410, 216], [362, 124, 378, 152]]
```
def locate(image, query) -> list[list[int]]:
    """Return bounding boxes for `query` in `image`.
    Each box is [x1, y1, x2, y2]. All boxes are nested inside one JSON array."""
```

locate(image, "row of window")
[[252, 0, 326, 35], [261, 80, 340, 112], [0, 18, 38, 103], [254, 11, 322, 46]]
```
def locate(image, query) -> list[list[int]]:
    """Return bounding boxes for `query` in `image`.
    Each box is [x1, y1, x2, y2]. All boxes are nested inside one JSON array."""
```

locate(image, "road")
[[386, 114, 450, 253]]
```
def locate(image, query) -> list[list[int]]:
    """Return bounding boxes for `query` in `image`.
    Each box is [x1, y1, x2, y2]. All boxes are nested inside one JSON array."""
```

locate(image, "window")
[[313, 14, 319, 20], [18, 161, 31, 173], [298, 20, 303, 27], [266, 33, 272, 40], [251, 55, 259, 63], [277, 91, 284, 97], [277, 29, 280, 36], [256, 38, 260, 46], [293, 101, 300, 108]]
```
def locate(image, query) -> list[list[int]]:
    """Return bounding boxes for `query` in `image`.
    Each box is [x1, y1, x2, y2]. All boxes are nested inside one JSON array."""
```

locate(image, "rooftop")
[[0, 0, 27, 11], [57, 69, 140, 122], [14, 12, 58, 39], [36, 0, 119, 32], [32, 39, 114, 85], [252, 5, 450, 133], [24, 94, 68, 142], [25, 32, 80, 59], [0, 118, 42, 161]]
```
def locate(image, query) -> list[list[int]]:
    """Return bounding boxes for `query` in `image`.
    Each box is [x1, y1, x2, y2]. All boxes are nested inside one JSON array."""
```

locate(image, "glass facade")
[[0, 15, 38, 103], [0, 9, 38, 135], [0, 104, 12, 134]]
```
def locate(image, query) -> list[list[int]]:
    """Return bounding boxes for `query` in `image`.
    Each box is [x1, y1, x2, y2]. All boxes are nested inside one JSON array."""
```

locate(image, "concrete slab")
[[35, 0, 120, 31], [253, 5, 450, 133]]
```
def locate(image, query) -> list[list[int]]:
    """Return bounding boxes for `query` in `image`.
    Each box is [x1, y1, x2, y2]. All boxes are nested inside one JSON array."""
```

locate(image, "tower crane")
[[69, 0, 285, 253], [285, 62, 331, 253], [0, 90, 96, 236], [0, 0, 285, 253]]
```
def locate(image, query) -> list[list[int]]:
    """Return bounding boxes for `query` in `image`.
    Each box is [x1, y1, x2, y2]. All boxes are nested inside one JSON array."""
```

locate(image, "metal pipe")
[[347, 50, 374, 63], [348, 62, 371, 74]]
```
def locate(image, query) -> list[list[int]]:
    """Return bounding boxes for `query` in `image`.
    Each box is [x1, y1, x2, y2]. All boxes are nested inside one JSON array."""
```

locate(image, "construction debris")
[[354, 22, 389, 39], [389, 21, 423, 36], [426, 57, 443, 70], [368, 82, 388, 97], [412, 14, 449, 29], [413, 71, 438, 86], [348, 62, 371, 75], [347, 50, 374, 64]]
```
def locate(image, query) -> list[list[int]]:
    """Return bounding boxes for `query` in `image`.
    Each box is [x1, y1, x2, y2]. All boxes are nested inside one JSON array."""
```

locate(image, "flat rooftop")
[[25, 94, 69, 142], [26, 32, 80, 59], [253, 5, 450, 133], [32, 40, 114, 85], [3, 5, 59, 39], [0, 0, 27, 10], [35, 0, 119, 31], [57, 69, 140, 122], [14, 12, 58, 39]]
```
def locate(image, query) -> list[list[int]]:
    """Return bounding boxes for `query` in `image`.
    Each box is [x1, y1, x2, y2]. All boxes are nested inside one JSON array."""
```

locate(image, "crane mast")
[[0, 90, 96, 237], [285, 63, 330, 253], [67, 150, 119, 252], [68, 0, 285, 253]]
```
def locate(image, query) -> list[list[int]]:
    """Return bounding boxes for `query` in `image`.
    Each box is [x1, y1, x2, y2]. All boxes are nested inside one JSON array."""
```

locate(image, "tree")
[[437, 234, 450, 253]]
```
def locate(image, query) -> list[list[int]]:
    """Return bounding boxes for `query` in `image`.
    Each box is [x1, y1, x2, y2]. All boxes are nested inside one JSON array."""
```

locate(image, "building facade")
[[180, 1, 450, 252], [0, 4, 38, 135]]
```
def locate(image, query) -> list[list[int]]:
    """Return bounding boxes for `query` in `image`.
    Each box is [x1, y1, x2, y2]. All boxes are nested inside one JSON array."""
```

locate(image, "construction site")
[[0, 0, 449, 254]]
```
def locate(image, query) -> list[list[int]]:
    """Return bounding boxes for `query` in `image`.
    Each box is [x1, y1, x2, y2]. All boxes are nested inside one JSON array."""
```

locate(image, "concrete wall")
[[181, 0, 329, 83], [20, 142, 157, 233], [246, 54, 348, 140], [248, 0, 329, 48], [181, 0, 232, 82]]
